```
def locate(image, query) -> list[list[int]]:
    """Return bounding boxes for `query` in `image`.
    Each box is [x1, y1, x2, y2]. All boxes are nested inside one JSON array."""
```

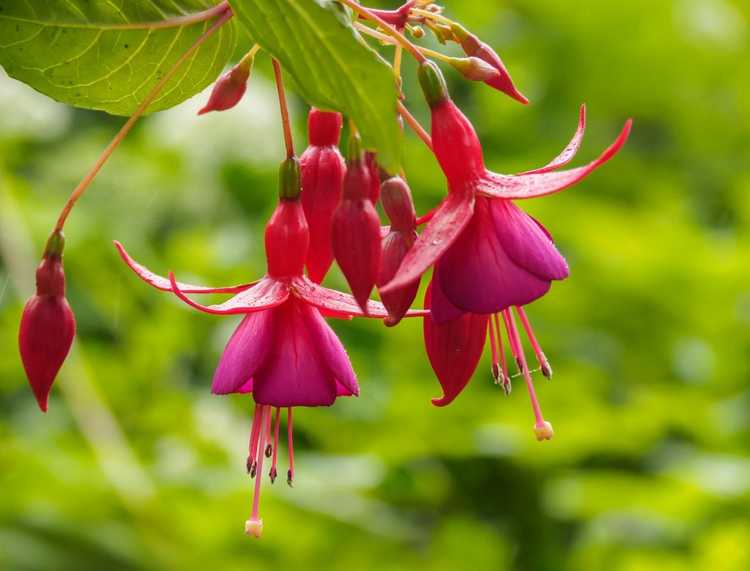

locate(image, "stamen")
[[287, 407, 295, 487], [487, 318, 499, 381], [515, 306, 552, 379], [264, 407, 273, 458], [269, 407, 281, 484], [503, 310, 554, 442], [501, 310, 523, 374], [247, 403, 261, 476], [245, 405, 270, 538], [492, 313, 511, 395]]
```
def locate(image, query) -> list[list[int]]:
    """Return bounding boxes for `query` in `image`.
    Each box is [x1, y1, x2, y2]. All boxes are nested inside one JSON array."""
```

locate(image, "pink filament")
[[287, 407, 295, 484], [515, 306, 549, 373], [492, 313, 509, 382], [248, 403, 262, 469], [503, 310, 546, 427], [250, 405, 270, 522], [270, 407, 281, 481]]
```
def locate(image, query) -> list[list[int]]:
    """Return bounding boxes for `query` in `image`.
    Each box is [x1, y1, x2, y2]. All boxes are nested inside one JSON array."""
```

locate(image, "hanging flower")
[[115, 157, 425, 536], [18, 230, 76, 412]]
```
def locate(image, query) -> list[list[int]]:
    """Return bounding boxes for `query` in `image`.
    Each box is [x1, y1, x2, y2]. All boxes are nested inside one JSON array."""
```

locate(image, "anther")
[[287, 469, 294, 487], [269, 467, 277, 484], [246, 456, 255, 475], [265, 444, 273, 458]]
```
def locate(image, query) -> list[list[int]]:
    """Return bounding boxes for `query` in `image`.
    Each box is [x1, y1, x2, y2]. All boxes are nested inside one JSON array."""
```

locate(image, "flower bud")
[[448, 56, 502, 83], [418, 60, 450, 108], [358, 0, 415, 30], [18, 231, 76, 412], [301, 109, 346, 283], [365, 152, 382, 203], [450, 23, 528, 105], [332, 139, 381, 311], [377, 177, 419, 326], [198, 58, 253, 115], [266, 160, 309, 279]]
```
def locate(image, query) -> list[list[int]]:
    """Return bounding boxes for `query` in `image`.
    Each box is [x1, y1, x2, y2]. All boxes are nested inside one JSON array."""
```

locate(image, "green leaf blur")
[[0, 0, 236, 115], [1, 0, 749, 570]]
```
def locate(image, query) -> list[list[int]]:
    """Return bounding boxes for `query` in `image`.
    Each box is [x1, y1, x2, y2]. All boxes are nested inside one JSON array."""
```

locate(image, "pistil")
[[246, 405, 270, 538]]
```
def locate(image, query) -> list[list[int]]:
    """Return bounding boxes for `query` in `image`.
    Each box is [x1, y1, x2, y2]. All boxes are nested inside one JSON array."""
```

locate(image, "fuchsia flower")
[[332, 135, 382, 311], [115, 157, 425, 536], [300, 108, 346, 282], [382, 61, 632, 439], [18, 231, 76, 412]]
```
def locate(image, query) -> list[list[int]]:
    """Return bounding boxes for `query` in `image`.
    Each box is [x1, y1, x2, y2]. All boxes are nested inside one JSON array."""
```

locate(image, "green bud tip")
[[450, 22, 481, 55], [278, 156, 301, 200], [347, 131, 364, 163], [43, 230, 65, 258], [418, 60, 449, 108]]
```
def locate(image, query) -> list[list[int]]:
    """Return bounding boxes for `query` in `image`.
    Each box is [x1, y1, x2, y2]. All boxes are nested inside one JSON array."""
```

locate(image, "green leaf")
[[228, 0, 401, 173], [0, 1, 237, 116]]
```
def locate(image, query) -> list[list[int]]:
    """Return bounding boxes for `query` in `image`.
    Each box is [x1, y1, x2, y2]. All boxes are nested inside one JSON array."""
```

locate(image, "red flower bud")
[[18, 232, 76, 412], [358, 0, 415, 30], [332, 141, 381, 311], [266, 158, 309, 279], [448, 56, 503, 83], [198, 60, 252, 115], [377, 177, 419, 326], [301, 109, 346, 282], [450, 23, 528, 105]]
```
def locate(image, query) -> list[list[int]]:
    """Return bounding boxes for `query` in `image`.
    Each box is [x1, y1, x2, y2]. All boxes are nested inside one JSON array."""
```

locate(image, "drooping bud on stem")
[[198, 51, 255, 115], [418, 60, 450, 108], [331, 132, 382, 311], [300, 109, 346, 282], [450, 22, 528, 105], [18, 230, 77, 412], [378, 177, 420, 326]]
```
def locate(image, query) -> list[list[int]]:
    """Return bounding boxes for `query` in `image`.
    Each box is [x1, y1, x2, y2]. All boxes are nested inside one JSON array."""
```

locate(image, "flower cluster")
[[16, 1, 631, 537]]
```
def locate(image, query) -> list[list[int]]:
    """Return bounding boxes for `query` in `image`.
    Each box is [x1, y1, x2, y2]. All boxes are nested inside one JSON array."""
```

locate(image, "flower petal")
[[519, 104, 586, 175], [436, 198, 551, 314], [477, 119, 632, 199], [424, 280, 489, 407], [380, 192, 475, 296], [169, 274, 290, 315], [303, 306, 359, 397], [429, 269, 467, 324], [114, 241, 254, 294], [491, 201, 569, 281], [292, 276, 428, 319], [253, 299, 342, 407], [211, 310, 274, 394]]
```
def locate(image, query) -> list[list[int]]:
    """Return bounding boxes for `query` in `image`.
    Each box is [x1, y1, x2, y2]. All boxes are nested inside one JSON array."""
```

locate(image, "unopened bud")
[[534, 421, 554, 441], [418, 60, 449, 108], [278, 156, 301, 200], [19, 231, 76, 412], [198, 60, 252, 115], [381, 176, 416, 231], [308, 108, 343, 147], [449, 56, 502, 83], [409, 25, 425, 39]]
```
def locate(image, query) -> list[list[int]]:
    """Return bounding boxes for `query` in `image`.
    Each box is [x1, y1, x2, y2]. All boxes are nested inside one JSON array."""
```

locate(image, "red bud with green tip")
[[364, 152, 382, 203], [300, 108, 346, 282], [448, 56, 503, 83], [377, 176, 419, 326], [451, 22, 528, 105], [331, 134, 381, 311], [198, 57, 253, 115], [18, 231, 76, 412]]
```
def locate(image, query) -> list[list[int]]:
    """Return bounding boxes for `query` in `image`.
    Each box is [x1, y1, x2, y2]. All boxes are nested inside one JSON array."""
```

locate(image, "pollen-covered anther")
[[534, 421, 554, 442], [244, 519, 263, 539], [541, 361, 553, 379], [287, 469, 294, 488], [246, 456, 255, 475], [265, 444, 273, 458], [269, 468, 277, 484]]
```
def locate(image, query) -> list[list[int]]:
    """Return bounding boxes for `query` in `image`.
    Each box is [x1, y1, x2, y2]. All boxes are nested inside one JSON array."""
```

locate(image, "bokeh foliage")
[[1, 1, 750, 570]]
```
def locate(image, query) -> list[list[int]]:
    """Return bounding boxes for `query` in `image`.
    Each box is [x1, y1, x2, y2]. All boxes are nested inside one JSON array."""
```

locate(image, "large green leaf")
[[0, 1, 236, 115], [228, 0, 401, 173]]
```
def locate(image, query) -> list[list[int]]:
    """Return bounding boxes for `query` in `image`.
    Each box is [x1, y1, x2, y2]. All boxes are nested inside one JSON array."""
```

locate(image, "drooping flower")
[[300, 108, 346, 283], [115, 157, 425, 536], [198, 56, 254, 115], [382, 61, 632, 320], [332, 134, 382, 311], [18, 230, 76, 412], [377, 176, 420, 326]]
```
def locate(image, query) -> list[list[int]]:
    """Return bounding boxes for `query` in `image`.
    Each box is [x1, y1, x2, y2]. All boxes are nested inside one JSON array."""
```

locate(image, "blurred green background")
[[2, 1, 750, 569]]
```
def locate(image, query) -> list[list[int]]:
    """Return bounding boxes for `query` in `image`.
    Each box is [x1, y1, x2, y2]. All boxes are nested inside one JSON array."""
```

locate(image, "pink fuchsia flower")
[[198, 56, 253, 115], [332, 135, 382, 311], [424, 274, 556, 441], [300, 108, 346, 283], [115, 157, 425, 537], [382, 61, 632, 320], [377, 176, 420, 326], [18, 231, 76, 412]]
